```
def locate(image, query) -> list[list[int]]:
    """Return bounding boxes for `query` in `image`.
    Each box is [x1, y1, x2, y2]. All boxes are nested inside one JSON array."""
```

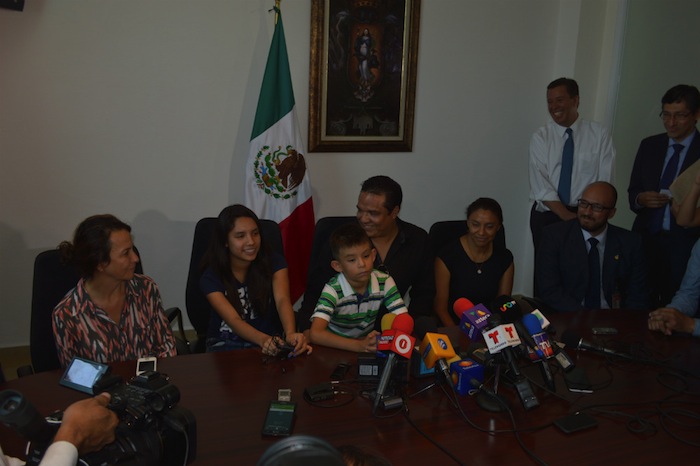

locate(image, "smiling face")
[[356, 191, 399, 240], [97, 229, 139, 282], [577, 183, 617, 236], [332, 241, 376, 293], [226, 216, 261, 266], [466, 208, 501, 248], [547, 85, 579, 128]]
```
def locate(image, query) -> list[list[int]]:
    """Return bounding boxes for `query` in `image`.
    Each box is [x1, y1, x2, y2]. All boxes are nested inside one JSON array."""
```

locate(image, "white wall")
[[0, 0, 631, 347]]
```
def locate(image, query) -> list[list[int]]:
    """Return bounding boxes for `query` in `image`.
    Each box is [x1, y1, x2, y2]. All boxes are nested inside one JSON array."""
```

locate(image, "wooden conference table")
[[2, 310, 700, 465]]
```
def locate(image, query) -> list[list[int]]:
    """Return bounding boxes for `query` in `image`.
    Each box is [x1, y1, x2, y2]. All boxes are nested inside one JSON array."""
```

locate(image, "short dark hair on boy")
[[330, 223, 372, 260]]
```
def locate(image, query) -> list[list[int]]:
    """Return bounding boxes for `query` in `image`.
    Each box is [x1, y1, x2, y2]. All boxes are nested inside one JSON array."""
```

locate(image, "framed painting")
[[308, 0, 421, 152]]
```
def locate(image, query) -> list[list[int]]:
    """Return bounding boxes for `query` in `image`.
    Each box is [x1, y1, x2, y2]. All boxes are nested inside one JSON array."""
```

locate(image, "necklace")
[[461, 236, 490, 276]]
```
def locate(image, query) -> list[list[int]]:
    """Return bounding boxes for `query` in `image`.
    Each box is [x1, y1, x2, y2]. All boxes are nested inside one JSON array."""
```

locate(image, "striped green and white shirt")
[[312, 270, 408, 338]]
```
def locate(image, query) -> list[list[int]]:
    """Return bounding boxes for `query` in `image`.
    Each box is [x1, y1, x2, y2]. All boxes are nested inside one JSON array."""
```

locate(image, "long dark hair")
[[59, 214, 131, 279], [204, 204, 272, 317]]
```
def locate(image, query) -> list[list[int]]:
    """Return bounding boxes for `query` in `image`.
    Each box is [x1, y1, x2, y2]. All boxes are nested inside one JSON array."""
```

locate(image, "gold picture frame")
[[308, 0, 421, 152]]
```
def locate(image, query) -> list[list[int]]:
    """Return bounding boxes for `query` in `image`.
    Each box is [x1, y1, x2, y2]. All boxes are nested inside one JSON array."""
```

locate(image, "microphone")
[[519, 307, 575, 372], [522, 314, 554, 360], [481, 314, 540, 410], [481, 314, 522, 355], [519, 314, 556, 391], [377, 312, 409, 351], [419, 332, 458, 384], [561, 330, 634, 360], [491, 295, 523, 325], [492, 298, 556, 391], [380, 313, 396, 331], [491, 295, 537, 356], [453, 297, 473, 319], [373, 314, 415, 413], [454, 298, 492, 340], [391, 313, 414, 334], [495, 295, 555, 363]]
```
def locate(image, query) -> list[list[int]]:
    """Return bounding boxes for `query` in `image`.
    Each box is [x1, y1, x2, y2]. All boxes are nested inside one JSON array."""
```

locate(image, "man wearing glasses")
[[536, 182, 649, 313], [628, 85, 700, 308]]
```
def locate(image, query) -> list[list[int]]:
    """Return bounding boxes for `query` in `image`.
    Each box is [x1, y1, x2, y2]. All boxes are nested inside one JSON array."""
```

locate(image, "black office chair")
[[307, 216, 356, 271], [28, 247, 188, 374], [428, 220, 506, 255], [185, 217, 284, 353], [297, 216, 357, 329]]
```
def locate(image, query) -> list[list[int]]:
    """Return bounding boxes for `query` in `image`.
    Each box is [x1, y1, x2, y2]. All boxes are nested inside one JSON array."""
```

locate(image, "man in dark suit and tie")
[[627, 84, 700, 308], [536, 182, 649, 312]]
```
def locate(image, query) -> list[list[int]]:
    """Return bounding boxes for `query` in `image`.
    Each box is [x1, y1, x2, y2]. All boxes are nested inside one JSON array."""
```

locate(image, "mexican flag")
[[245, 5, 315, 303]]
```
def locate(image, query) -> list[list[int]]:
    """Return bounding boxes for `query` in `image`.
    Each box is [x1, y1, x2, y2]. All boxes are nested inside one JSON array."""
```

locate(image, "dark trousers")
[[531, 204, 577, 296], [530, 204, 564, 254]]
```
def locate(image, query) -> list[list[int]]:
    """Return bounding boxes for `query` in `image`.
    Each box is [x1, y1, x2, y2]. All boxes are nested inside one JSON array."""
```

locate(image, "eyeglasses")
[[659, 111, 692, 121], [577, 199, 613, 213]]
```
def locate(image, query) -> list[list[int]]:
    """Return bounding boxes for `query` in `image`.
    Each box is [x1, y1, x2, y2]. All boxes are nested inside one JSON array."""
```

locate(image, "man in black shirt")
[[298, 175, 435, 331]]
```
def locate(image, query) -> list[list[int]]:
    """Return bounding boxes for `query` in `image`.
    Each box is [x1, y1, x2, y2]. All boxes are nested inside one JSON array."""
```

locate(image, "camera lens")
[[148, 384, 180, 412], [0, 391, 22, 416], [0, 390, 55, 444]]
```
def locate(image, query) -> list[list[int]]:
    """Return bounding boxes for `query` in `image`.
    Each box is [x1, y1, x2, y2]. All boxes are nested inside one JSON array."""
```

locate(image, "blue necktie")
[[650, 143, 684, 233], [585, 237, 601, 309], [558, 128, 574, 206]]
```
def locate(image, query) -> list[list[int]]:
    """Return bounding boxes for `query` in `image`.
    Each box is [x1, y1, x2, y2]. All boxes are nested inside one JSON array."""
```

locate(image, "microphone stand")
[[474, 354, 510, 413], [408, 359, 458, 406]]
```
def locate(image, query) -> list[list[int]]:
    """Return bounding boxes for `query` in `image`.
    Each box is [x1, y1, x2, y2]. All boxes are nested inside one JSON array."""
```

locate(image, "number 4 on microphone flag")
[[245, 4, 315, 302]]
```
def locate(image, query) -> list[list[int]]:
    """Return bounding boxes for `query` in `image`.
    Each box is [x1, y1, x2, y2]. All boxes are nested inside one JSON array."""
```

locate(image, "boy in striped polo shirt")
[[309, 223, 408, 352]]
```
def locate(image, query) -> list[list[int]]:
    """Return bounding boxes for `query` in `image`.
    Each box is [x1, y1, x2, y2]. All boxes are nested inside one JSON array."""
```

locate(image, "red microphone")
[[392, 313, 414, 334], [454, 298, 492, 340], [373, 313, 415, 413], [378, 313, 414, 351], [453, 297, 474, 318]]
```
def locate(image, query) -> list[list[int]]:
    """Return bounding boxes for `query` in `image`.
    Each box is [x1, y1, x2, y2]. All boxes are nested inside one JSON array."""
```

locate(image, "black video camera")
[[0, 370, 197, 466]]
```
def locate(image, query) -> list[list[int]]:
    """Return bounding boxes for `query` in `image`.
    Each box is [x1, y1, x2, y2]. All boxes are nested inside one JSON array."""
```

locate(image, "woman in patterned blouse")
[[52, 214, 176, 367]]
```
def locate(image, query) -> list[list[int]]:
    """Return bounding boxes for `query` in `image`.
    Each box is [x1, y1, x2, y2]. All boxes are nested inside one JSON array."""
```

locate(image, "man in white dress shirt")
[[529, 77, 616, 254]]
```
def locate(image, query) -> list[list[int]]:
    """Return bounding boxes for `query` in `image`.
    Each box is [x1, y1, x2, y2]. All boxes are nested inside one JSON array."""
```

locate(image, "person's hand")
[[261, 336, 282, 356], [648, 308, 695, 335], [638, 191, 671, 209], [285, 332, 313, 356], [53, 392, 119, 455], [355, 330, 380, 353]]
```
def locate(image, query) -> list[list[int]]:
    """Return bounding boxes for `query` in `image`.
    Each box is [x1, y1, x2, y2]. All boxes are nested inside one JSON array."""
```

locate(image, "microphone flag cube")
[[530, 331, 554, 359], [419, 333, 456, 369], [529, 309, 551, 329], [377, 330, 396, 352], [482, 324, 521, 354], [459, 303, 492, 340], [391, 331, 416, 359], [450, 359, 485, 396]]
